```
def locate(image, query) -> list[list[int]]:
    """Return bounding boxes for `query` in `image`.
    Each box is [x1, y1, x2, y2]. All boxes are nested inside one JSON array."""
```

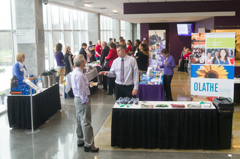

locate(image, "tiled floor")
[[0, 70, 239, 159]]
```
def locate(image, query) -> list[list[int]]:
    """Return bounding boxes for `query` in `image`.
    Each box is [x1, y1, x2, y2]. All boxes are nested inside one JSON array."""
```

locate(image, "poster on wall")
[[148, 30, 166, 71], [191, 32, 236, 100]]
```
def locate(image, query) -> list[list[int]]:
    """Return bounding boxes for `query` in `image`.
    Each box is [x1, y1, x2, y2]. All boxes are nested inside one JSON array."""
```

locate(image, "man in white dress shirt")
[[71, 55, 99, 152], [99, 44, 139, 100]]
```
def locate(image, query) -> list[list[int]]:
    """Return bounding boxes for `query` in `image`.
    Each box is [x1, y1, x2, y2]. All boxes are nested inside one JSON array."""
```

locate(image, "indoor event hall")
[[1, 0, 240, 158]]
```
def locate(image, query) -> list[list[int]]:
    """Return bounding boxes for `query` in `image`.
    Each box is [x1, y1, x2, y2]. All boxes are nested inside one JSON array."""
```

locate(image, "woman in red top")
[[177, 48, 192, 72], [95, 40, 102, 61], [126, 41, 132, 55], [105, 42, 118, 95]]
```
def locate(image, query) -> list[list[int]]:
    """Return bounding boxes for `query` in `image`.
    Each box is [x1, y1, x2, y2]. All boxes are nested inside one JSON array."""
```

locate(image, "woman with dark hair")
[[127, 40, 132, 46], [136, 43, 149, 74], [158, 49, 176, 101], [130, 39, 141, 57], [126, 41, 132, 55], [212, 50, 220, 64], [214, 49, 230, 64], [55, 43, 65, 84], [105, 42, 118, 95]]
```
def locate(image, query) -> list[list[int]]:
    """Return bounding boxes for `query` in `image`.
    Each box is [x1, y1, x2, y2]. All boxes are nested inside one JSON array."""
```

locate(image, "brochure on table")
[[191, 32, 236, 100], [113, 101, 215, 110]]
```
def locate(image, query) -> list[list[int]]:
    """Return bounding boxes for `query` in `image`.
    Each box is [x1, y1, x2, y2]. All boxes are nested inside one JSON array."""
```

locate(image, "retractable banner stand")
[[148, 30, 166, 71], [191, 32, 236, 100]]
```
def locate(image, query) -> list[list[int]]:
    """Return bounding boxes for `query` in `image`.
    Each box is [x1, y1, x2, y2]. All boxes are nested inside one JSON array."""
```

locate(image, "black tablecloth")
[[111, 108, 218, 150], [7, 84, 61, 129]]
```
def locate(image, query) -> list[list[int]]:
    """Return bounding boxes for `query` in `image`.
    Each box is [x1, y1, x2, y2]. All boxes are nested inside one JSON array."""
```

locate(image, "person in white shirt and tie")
[[99, 44, 139, 100]]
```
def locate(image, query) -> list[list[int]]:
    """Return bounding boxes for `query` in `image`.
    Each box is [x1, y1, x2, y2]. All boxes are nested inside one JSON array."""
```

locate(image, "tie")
[[120, 58, 124, 83]]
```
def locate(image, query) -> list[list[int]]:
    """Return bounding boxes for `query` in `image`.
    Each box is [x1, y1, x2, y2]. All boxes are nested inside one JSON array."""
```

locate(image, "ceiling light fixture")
[[112, 10, 118, 13], [84, 4, 92, 7]]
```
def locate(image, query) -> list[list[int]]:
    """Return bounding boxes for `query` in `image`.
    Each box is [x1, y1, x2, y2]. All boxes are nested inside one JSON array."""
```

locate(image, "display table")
[[7, 84, 61, 129], [65, 68, 99, 94], [137, 84, 165, 101], [111, 101, 219, 150]]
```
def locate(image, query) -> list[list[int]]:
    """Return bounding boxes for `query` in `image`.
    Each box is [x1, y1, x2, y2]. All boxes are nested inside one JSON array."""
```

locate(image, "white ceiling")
[[48, 0, 235, 23]]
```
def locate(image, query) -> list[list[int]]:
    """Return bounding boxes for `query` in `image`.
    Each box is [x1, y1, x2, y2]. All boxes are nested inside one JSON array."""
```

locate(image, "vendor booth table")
[[137, 84, 165, 101], [7, 84, 61, 129], [111, 101, 219, 150]]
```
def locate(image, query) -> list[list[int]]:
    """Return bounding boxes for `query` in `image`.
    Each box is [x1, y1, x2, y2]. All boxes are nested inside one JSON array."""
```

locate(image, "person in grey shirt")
[[99, 44, 139, 100], [71, 55, 99, 152]]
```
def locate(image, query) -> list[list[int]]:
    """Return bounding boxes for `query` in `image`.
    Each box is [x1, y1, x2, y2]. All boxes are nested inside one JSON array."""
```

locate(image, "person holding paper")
[[71, 54, 99, 153], [158, 49, 175, 101], [98, 44, 139, 100], [12, 53, 32, 85]]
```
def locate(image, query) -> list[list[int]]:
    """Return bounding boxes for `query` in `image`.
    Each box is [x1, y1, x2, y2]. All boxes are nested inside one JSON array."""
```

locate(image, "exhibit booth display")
[[191, 32, 236, 101], [148, 30, 166, 71]]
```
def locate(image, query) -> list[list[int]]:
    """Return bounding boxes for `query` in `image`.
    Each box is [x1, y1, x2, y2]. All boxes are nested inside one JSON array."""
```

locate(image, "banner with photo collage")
[[191, 33, 236, 100], [148, 30, 166, 71]]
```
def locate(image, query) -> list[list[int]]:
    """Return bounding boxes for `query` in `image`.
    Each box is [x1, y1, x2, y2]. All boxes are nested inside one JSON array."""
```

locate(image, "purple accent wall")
[[124, 1, 240, 14], [195, 18, 214, 33], [140, 23, 149, 43], [214, 11, 240, 29], [169, 23, 191, 65]]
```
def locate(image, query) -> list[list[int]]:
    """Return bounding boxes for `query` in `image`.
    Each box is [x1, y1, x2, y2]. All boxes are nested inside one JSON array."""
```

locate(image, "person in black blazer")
[[100, 41, 110, 90], [64, 46, 75, 76], [129, 39, 140, 57], [79, 43, 88, 60], [136, 43, 149, 74]]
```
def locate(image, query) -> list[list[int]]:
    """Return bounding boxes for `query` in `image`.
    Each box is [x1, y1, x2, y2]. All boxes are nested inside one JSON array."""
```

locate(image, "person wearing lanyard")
[[98, 44, 139, 100], [12, 53, 32, 84], [158, 49, 176, 101], [71, 54, 99, 152]]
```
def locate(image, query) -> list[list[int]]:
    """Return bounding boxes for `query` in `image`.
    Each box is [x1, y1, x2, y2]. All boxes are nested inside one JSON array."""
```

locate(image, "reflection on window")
[[0, 32, 13, 113], [100, 15, 112, 42], [0, 0, 11, 30], [51, 5, 60, 30]]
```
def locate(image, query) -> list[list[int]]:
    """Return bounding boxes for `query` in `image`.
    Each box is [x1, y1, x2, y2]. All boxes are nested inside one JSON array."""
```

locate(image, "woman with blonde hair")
[[95, 40, 102, 60], [64, 46, 75, 76], [12, 53, 32, 84]]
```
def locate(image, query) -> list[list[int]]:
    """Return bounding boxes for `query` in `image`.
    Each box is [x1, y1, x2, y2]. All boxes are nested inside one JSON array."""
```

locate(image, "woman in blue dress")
[[12, 53, 32, 84], [214, 49, 230, 64]]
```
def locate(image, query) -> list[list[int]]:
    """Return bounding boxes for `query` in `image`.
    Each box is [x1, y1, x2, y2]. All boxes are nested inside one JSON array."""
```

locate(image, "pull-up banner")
[[191, 33, 236, 100]]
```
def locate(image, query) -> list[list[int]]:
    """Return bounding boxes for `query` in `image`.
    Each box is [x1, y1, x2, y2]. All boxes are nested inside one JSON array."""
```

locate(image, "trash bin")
[[213, 98, 234, 149]]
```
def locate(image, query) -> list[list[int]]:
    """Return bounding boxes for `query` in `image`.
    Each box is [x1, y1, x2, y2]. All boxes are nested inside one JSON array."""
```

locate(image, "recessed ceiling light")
[[84, 4, 92, 7], [112, 10, 118, 13]]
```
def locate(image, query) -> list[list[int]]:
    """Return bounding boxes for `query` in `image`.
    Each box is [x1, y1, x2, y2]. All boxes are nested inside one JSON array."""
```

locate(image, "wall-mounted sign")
[[16, 29, 36, 44]]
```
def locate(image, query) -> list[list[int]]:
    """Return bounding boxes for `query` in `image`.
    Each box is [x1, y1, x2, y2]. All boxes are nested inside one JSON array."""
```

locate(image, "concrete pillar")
[[112, 19, 120, 40], [87, 12, 99, 45], [132, 23, 137, 42], [15, 0, 45, 77]]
